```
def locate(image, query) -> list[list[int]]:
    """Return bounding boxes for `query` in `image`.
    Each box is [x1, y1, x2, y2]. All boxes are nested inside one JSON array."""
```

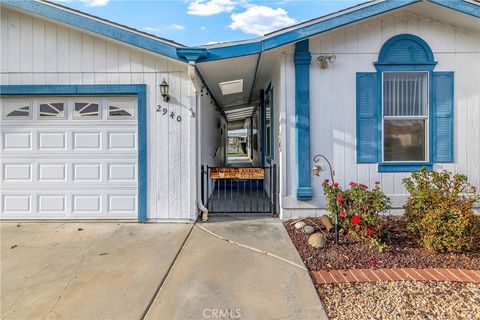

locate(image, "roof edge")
[[1, 0, 187, 62]]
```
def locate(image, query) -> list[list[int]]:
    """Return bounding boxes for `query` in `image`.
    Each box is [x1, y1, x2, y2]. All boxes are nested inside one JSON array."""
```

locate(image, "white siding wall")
[[279, 12, 480, 218], [0, 8, 197, 220]]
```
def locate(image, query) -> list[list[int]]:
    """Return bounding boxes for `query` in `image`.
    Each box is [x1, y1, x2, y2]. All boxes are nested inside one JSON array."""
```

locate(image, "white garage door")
[[0, 96, 138, 219]]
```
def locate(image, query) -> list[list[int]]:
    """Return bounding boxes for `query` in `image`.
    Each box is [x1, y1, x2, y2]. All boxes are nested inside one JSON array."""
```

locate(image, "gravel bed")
[[285, 216, 480, 270], [317, 281, 480, 320]]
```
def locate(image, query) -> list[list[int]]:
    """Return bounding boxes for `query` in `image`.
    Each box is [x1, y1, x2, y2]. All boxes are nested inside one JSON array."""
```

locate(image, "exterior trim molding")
[[2, 0, 185, 62], [0, 84, 148, 222], [376, 34, 436, 66], [176, 48, 208, 62], [378, 162, 433, 172], [294, 40, 312, 201], [2, 0, 477, 62], [428, 0, 480, 18]]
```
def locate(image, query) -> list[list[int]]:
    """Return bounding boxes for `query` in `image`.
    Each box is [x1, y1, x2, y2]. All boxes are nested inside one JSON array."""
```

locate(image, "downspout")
[[188, 62, 209, 222]]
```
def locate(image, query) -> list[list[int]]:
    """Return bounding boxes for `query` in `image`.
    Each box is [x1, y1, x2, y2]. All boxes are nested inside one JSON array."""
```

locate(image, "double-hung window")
[[383, 72, 428, 162], [356, 34, 454, 172]]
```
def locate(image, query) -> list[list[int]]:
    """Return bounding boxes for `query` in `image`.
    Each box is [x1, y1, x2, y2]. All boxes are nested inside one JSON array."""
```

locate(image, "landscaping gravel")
[[317, 281, 480, 320], [285, 216, 480, 270]]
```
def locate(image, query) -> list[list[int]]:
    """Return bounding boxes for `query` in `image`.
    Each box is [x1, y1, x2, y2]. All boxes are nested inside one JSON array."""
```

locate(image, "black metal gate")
[[200, 165, 276, 215]]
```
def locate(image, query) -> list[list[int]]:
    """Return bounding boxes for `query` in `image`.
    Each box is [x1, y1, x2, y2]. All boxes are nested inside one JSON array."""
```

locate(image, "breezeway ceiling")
[[196, 54, 259, 110]]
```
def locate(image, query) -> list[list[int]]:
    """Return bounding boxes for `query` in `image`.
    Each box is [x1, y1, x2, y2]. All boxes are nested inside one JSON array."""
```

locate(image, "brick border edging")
[[311, 268, 480, 285]]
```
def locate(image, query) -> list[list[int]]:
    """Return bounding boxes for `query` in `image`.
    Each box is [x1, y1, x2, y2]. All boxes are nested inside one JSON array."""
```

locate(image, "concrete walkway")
[[145, 216, 327, 320], [1, 218, 327, 320]]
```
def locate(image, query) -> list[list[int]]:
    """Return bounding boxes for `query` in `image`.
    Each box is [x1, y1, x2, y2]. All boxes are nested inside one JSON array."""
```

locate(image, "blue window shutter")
[[432, 72, 454, 163], [356, 72, 379, 163]]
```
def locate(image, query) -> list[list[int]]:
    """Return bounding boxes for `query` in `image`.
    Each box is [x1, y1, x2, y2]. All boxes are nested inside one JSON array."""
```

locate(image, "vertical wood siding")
[[0, 8, 197, 220], [279, 12, 480, 218]]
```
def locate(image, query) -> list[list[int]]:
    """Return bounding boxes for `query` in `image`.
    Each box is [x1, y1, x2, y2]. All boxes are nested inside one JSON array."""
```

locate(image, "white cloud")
[[229, 5, 296, 36], [188, 0, 237, 16], [167, 24, 186, 30], [200, 26, 207, 30], [81, 0, 109, 7]]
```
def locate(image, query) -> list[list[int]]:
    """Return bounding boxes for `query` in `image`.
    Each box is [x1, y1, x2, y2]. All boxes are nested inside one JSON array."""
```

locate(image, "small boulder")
[[308, 232, 326, 248], [303, 225, 315, 234], [294, 221, 306, 229]]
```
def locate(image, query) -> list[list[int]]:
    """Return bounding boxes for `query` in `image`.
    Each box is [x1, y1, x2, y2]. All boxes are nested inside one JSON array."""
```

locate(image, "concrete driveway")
[[1, 218, 327, 320], [1, 222, 192, 319]]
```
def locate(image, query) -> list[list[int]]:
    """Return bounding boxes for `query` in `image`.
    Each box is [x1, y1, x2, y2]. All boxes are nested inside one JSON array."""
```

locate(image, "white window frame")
[[37, 99, 67, 120], [381, 71, 429, 163], [2, 99, 32, 120], [107, 98, 137, 120], [73, 100, 101, 120]]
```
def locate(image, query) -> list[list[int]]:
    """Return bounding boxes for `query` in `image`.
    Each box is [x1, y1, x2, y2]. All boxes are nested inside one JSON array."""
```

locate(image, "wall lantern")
[[160, 79, 170, 102], [316, 55, 336, 69]]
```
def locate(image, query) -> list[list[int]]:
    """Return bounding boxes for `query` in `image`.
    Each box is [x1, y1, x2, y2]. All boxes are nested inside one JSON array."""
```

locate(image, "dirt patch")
[[285, 216, 480, 270]]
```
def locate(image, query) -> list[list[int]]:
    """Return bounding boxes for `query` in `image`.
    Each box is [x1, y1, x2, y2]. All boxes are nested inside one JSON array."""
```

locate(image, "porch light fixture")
[[316, 55, 336, 69], [160, 79, 170, 102]]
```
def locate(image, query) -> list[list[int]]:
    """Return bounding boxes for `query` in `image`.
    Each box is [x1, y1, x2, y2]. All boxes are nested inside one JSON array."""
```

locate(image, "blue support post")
[[294, 40, 312, 200]]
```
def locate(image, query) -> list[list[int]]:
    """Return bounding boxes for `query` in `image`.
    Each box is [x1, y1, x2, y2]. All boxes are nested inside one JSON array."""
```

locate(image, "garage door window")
[[74, 102, 100, 119], [3, 100, 31, 119], [39, 102, 65, 119], [108, 101, 135, 119]]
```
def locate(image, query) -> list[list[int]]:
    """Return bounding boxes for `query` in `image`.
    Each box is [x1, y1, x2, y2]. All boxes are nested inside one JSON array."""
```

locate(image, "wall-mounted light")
[[160, 79, 170, 102], [316, 55, 336, 69]]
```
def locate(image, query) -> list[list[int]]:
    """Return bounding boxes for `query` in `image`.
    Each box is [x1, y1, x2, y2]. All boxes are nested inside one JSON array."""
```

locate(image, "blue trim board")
[[0, 85, 148, 222], [378, 163, 433, 172], [294, 39, 312, 201], [429, 0, 480, 18], [3, 0, 477, 63], [260, 89, 266, 167], [2, 0, 185, 62]]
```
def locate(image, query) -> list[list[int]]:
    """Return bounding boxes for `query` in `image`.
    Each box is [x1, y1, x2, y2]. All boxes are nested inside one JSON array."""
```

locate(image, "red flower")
[[349, 182, 357, 187], [370, 258, 378, 267], [324, 179, 329, 184], [338, 210, 346, 219], [360, 184, 368, 189], [333, 182, 339, 188], [336, 192, 344, 204], [365, 225, 376, 236], [375, 181, 381, 185], [352, 215, 360, 225]]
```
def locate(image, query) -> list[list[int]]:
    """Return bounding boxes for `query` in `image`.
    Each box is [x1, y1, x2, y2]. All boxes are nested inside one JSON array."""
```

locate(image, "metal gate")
[[201, 165, 276, 215]]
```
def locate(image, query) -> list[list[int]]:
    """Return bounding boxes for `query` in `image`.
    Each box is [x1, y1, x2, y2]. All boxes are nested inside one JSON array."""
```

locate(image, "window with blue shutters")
[[356, 34, 454, 172]]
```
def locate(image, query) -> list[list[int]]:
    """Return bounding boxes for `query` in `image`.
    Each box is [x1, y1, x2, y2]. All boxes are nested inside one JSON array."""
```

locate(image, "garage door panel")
[[108, 163, 137, 181], [107, 132, 137, 150], [3, 163, 32, 182], [3, 132, 32, 150], [39, 163, 67, 181], [38, 195, 67, 213], [1, 96, 138, 219], [2, 195, 31, 213], [73, 131, 102, 150], [38, 132, 67, 150]]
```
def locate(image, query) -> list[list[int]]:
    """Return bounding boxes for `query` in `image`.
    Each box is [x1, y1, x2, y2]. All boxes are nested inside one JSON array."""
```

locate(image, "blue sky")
[[53, 0, 366, 46]]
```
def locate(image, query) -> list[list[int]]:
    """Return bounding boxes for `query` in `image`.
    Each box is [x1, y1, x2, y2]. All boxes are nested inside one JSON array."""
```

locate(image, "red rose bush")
[[322, 179, 391, 251]]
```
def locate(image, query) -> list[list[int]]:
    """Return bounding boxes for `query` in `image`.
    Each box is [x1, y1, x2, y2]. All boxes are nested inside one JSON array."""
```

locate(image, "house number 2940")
[[157, 105, 181, 122]]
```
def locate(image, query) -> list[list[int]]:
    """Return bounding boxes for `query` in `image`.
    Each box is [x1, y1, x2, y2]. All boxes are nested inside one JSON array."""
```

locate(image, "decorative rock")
[[308, 232, 326, 248], [303, 225, 315, 234], [295, 221, 306, 229]]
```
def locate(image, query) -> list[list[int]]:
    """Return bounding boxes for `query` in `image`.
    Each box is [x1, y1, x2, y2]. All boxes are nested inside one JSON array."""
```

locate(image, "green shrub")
[[402, 168, 479, 252], [421, 203, 478, 253]]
